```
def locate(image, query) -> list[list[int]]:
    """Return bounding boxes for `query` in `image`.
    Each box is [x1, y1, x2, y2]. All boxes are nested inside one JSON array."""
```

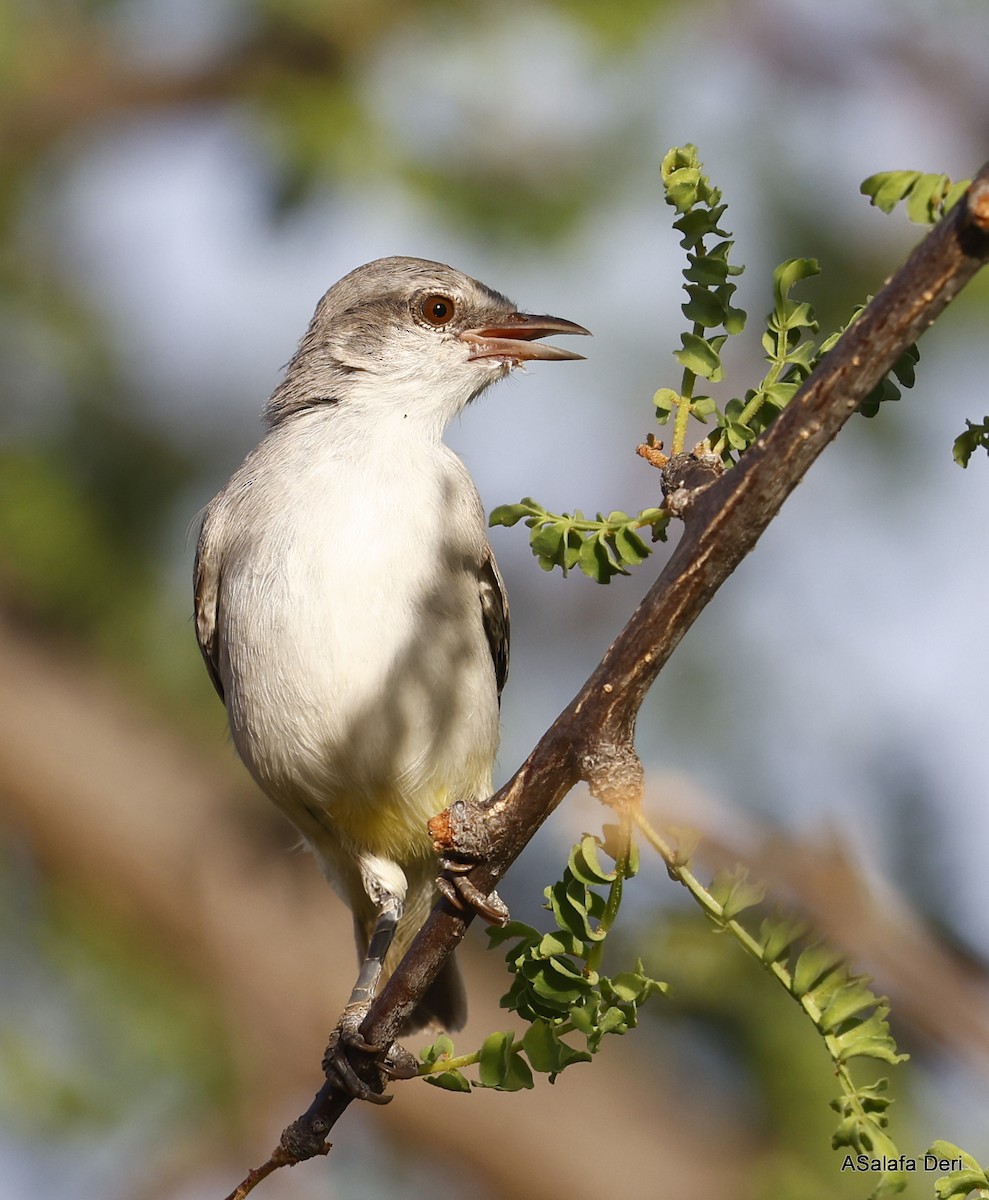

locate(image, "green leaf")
[[423, 1069, 472, 1092], [520, 1019, 592, 1077], [419, 1034, 472, 1092], [905, 175, 938, 224], [576, 532, 616, 582], [832, 1006, 908, 1065], [419, 1033, 456, 1066], [758, 915, 807, 964], [710, 866, 765, 921], [681, 285, 726, 327], [861, 171, 920, 214], [477, 1032, 533, 1091], [600, 823, 639, 877], [487, 920, 540, 949], [546, 878, 607, 942], [653, 387, 681, 414], [772, 257, 821, 309], [928, 1142, 989, 1200], [860, 170, 970, 224], [489, 500, 537, 528], [723, 306, 746, 335], [530, 522, 565, 564], [594, 1005, 628, 1037], [535, 929, 582, 959], [792, 943, 845, 995], [664, 166, 704, 213], [569, 835, 618, 886], [675, 332, 723, 380], [819, 979, 882, 1032], [684, 253, 730, 286], [953, 418, 989, 467], [943, 179, 970, 214], [614, 524, 650, 567], [762, 381, 801, 410], [609, 968, 668, 1004]]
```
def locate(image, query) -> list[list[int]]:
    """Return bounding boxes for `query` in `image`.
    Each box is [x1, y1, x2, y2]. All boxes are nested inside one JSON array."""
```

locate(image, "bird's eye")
[[419, 294, 456, 326]]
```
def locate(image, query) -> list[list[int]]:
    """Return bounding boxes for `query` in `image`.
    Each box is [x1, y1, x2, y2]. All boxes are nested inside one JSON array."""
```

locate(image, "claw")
[[322, 1003, 395, 1104], [437, 857, 510, 926], [381, 1042, 418, 1080]]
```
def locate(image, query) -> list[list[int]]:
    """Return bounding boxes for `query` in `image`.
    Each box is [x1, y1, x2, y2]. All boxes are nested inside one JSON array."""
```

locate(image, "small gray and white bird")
[[194, 256, 588, 1038]]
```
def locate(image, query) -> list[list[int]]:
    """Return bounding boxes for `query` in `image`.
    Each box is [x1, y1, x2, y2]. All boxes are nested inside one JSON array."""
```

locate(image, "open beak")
[[459, 312, 591, 363]]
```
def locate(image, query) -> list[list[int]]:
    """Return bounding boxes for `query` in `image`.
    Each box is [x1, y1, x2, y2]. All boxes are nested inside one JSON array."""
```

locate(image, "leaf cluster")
[[859, 169, 989, 470], [419, 829, 666, 1091], [860, 171, 971, 225], [490, 498, 669, 583], [495, 146, 928, 582], [701, 866, 908, 1171], [927, 1140, 989, 1199], [952, 417, 989, 468], [654, 144, 746, 444], [654, 147, 920, 465]]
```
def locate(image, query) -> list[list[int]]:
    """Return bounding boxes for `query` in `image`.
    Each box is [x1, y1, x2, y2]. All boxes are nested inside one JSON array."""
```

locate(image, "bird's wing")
[[193, 514, 226, 703], [479, 547, 510, 702]]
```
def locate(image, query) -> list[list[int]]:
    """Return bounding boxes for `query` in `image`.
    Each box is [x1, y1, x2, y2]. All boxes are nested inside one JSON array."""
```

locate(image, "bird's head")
[[266, 257, 590, 431]]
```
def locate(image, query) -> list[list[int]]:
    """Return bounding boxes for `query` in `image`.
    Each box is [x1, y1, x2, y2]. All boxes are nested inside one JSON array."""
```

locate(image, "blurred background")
[[2, 0, 989, 1197]]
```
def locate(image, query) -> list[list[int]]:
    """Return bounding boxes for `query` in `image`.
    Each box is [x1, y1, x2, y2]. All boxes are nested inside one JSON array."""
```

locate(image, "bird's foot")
[[322, 1003, 417, 1105], [430, 799, 511, 926], [436, 855, 510, 925]]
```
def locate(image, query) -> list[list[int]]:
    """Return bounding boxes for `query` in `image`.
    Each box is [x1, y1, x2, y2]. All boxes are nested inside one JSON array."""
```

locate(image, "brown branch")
[[237, 163, 989, 1190]]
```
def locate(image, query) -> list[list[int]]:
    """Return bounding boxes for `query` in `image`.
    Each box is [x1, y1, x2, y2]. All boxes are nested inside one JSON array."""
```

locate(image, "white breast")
[[210, 409, 501, 855]]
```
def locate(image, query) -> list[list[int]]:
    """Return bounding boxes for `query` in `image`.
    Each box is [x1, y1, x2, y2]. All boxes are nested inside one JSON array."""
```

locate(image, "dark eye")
[[420, 294, 456, 326]]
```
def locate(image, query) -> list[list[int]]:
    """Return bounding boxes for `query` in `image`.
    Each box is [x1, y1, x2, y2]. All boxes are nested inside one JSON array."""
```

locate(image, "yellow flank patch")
[[336, 785, 450, 861]]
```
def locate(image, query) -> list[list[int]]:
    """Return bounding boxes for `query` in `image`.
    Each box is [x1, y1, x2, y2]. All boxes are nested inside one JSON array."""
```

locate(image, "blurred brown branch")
[[1, 9, 370, 156]]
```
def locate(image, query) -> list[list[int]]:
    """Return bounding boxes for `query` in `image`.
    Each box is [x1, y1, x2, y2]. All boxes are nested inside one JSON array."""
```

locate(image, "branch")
[[239, 162, 989, 1191]]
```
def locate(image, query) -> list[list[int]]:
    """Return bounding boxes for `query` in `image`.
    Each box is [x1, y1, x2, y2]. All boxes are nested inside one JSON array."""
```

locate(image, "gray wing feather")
[[479, 548, 510, 701], [193, 514, 226, 703]]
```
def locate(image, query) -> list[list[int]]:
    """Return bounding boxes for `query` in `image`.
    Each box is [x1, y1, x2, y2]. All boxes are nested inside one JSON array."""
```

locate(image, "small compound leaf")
[[759, 915, 807, 964], [424, 1069, 472, 1092], [521, 1019, 592, 1076], [614, 524, 650, 567], [477, 1032, 533, 1091], [860, 171, 920, 214], [710, 866, 765, 921], [928, 1142, 989, 1200], [681, 284, 727, 328], [772, 258, 821, 309], [819, 979, 883, 1033], [792, 943, 845, 995], [487, 920, 540, 949], [530, 522, 566, 565], [675, 332, 723, 380], [489, 500, 538, 528], [653, 386, 681, 415], [569, 835, 617, 886]]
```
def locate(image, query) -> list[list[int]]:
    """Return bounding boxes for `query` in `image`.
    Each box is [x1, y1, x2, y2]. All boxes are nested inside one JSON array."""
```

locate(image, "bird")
[[193, 256, 589, 1064]]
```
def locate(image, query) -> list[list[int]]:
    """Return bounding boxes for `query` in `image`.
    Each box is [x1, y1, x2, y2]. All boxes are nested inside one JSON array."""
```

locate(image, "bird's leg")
[[431, 800, 511, 926], [338, 896, 400, 1050], [322, 891, 417, 1103]]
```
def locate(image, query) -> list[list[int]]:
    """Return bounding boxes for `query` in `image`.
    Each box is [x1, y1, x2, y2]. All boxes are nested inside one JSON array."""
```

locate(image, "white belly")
[[213, 426, 501, 861]]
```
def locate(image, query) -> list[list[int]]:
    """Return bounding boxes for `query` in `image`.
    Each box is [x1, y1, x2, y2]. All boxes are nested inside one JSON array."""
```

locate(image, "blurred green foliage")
[[0, 851, 236, 1136]]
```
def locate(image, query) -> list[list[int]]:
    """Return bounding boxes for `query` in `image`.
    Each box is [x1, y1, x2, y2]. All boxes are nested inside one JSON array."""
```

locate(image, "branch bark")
[[253, 163, 989, 1185]]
